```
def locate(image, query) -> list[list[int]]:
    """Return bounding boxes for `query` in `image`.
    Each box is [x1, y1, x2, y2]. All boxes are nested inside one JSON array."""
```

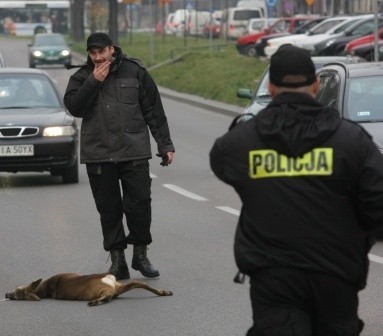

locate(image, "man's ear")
[[312, 77, 320, 95], [268, 82, 277, 98]]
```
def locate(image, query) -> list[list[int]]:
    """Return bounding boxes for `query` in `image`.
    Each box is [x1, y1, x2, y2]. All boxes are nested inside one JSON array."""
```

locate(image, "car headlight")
[[326, 39, 335, 47], [43, 126, 75, 137], [33, 50, 43, 57], [61, 50, 70, 56]]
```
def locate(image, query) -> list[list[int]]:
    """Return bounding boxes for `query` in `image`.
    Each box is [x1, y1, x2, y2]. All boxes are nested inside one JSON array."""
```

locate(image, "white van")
[[222, 7, 264, 39], [188, 11, 211, 36], [172, 9, 193, 36]]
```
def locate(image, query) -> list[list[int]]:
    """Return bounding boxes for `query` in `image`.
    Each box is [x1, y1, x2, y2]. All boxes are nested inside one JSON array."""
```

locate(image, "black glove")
[[156, 153, 169, 166]]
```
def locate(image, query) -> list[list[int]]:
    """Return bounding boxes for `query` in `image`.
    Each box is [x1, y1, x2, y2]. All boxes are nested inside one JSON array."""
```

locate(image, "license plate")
[[46, 56, 59, 60], [0, 145, 34, 156]]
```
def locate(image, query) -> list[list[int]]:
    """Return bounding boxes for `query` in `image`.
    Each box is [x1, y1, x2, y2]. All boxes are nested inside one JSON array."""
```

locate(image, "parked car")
[[28, 33, 72, 68], [344, 26, 383, 54], [348, 40, 383, 61], [164, 13, 175, 35], [296, 14, 373, 53], [235, 56, 365, 124], [312, 16, 383, 56], [245, 18, 278, 34], [264, 16, 354, 59], [0, 68, 79, 183], [188, 11, 211, 36], [316, 61, 383, 153], [202, 17, 222, 38], [236, 16, 316, 57], [254, 17, 327, 58], [222, 7, 264, 39]]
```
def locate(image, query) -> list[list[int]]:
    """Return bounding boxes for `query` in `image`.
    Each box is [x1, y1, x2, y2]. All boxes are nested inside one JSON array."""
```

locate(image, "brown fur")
[[5, 273, 173, 306]]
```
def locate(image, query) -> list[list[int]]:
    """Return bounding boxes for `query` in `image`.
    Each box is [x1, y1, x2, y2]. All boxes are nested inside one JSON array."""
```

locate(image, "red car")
[[344, 26, 383, 54], [236, 16, 316, 56], [203, 18, 222, 38]]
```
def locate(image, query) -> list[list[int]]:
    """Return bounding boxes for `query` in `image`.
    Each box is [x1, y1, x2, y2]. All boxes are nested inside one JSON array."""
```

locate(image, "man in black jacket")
[[210, 44, 383, 335], [64, 32, 175, 280]]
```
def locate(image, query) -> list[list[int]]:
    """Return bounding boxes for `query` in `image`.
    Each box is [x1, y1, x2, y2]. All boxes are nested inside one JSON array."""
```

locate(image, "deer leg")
[[87, 294, 113, 307], [117, 281, 173, 297]]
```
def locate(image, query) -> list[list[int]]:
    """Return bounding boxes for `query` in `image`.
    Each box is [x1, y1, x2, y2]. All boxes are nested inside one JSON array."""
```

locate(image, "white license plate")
[[47, 56, 59, 60], [0, 145, 34, 156]]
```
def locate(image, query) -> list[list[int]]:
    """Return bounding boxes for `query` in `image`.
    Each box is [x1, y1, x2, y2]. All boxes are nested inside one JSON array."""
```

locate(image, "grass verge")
[[71, 33, 269, 107]]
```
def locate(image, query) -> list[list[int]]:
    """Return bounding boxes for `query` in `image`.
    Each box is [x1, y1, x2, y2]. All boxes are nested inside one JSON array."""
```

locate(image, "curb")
[[72, 52, 243, 118]]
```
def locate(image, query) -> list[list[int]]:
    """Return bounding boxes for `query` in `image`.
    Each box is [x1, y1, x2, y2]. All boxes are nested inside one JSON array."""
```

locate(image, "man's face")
[[88, 46, 115, 65]]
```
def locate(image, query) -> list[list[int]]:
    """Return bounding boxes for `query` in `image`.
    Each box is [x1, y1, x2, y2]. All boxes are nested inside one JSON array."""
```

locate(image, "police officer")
[[210, 44, 383, 335], [64, 32, 175, 280]]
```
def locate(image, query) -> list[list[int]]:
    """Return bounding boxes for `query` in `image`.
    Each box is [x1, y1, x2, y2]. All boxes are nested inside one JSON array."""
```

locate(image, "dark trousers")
[[86, 161, 152, 251], [247, 268, 364, 336]]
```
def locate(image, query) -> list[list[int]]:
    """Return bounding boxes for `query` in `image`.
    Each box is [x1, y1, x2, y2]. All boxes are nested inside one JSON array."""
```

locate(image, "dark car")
[[313, 16, 383, 56], [349, 40, 383, 61], [235, 56, 365, 124], [254, 17, 327, 58], [28, 33, 72, 68], [0, 68, 79, 183]]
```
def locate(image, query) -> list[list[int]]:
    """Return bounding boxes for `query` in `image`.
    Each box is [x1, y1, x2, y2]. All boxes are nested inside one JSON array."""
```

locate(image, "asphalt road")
[[0, 37, 383, 336]]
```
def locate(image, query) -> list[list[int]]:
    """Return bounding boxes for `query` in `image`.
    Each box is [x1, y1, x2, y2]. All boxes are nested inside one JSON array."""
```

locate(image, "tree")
[[70, 0, 85, 42]]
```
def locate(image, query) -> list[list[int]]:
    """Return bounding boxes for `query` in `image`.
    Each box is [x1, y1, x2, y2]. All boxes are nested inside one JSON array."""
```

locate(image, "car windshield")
[[0, 74, 62, 110], [34, 34, 66, 46], [309, 19, 347, 34], [346, 76, 383, 122]]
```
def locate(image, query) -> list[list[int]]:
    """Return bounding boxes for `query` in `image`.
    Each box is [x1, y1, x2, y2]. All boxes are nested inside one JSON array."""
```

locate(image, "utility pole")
[[109, 0, 119, 45]]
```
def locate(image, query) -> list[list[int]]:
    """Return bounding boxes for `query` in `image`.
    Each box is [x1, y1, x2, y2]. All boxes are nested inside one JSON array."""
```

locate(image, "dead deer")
[[5, 273, 173, 306]]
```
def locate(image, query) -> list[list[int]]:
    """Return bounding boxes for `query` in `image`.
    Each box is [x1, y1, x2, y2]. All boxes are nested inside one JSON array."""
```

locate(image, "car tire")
[[61, 158, 79, 184], [245, 44, 257, 57]]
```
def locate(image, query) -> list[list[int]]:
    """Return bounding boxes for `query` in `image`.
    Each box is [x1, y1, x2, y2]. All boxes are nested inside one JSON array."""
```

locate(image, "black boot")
[[108, 249, 130, 280], [132, 245, 160, 278]]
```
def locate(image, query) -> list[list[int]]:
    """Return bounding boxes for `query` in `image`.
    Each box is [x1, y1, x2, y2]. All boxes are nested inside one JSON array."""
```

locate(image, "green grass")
[[72, 33, 269, 107]]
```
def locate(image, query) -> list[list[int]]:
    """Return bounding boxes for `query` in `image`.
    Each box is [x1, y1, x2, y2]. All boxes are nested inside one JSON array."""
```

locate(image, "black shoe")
[[108, 249, 130, 280], [132, 245, 160, 278]]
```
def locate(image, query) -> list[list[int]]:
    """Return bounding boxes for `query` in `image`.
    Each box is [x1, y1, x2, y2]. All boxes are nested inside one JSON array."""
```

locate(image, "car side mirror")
[[237, 88, 252, 99]]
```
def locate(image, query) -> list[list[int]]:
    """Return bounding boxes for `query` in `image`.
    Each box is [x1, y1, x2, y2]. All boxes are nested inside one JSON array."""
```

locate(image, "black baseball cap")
[[269, 44, 316, 88], [86, 32, 113, 51]]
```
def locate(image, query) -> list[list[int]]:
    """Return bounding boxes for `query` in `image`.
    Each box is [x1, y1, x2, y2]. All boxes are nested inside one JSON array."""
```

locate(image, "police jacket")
[[210, 92, 383, 289], [64, 46, 175, 163]]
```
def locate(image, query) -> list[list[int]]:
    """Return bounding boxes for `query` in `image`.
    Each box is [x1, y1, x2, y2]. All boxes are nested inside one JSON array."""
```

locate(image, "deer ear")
[[30, 279, 42, 291], [26, 293, 41, 301]]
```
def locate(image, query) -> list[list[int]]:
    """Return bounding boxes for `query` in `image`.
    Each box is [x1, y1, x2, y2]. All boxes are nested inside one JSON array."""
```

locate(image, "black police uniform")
[[210, 92, 383, 335]]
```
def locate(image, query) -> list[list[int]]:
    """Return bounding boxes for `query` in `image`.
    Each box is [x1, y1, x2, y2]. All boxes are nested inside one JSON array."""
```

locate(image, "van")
[[172, 9, 193, 36], [188, 11, 211, 36], [237, 0, 267, 16], [222, 7, 264, 39]]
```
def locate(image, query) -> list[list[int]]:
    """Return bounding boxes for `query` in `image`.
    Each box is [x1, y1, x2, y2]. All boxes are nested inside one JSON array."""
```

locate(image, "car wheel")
[[366, 52, 374, 62], [245, 45, 257, 57], [61, 158, 79, 184]]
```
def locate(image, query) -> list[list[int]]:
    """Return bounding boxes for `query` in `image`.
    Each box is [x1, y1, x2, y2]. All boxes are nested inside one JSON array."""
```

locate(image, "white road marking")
[[162, 184, 209, 201], [150, 172, 157, 178], [160, 185, 383, 266], [216, 206, 240, 216], [369, 254, 383, 265], [216, 207, 383, 266]]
